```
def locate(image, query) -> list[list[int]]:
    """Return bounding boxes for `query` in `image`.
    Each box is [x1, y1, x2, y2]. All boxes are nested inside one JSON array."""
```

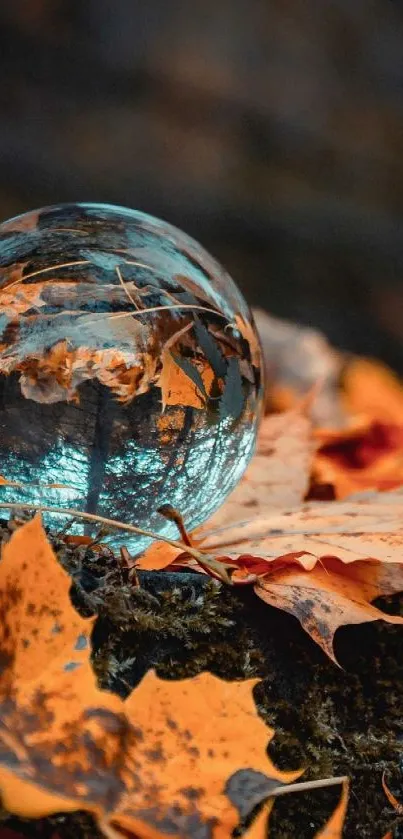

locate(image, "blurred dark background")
[[1, 1, 403, 368]]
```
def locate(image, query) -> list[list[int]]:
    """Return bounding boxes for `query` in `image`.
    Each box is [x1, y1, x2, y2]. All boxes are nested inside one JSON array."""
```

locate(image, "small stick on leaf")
[[0, 501, 235, 585], [157, 503, 193, 546]]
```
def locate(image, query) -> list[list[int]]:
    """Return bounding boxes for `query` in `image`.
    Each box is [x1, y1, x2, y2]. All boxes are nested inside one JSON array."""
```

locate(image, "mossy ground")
[[1, 528, 403, 839]]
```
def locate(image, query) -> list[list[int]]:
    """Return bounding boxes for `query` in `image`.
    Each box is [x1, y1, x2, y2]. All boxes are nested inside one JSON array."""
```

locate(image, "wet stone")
[[0, 203, 263, 551]]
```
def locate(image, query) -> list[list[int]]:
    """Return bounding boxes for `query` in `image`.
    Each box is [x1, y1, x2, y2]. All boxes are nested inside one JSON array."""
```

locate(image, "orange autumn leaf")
[[0, 517, 303, 838], [312, 420, 403, 500], [158, 348, 215, 410], [255, 556, 403, 664], [11, 340, 157, 405], [242, 779, 349, 838], [141, 486, 403, 661], [309, 357, 403, 500], [0, 514, 94, 691], [342, 358, 403, 424], [243, 801, 274, 838], [139, 539, 186, 571], [314, 779, 349, 838]]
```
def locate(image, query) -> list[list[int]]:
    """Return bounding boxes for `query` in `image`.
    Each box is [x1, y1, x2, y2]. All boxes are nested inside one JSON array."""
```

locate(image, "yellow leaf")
[[0, 518, 301, 838]]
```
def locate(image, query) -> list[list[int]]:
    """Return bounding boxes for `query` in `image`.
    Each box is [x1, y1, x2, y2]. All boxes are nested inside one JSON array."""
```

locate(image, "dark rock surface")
[[1, 528, 402, 838]]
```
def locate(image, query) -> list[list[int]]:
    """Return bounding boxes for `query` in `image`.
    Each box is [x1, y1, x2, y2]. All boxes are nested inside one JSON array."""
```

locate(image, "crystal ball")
[[0, 203, 263, 551]]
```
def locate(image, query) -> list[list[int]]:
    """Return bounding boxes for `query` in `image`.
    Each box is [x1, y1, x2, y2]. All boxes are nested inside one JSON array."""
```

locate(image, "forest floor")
[[1, 531, 402, 839]]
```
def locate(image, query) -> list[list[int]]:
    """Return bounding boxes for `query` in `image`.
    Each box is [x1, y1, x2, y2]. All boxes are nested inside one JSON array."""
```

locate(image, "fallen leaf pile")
[[139, 358, 403, 663], [0, 515, 351, 838], [2, 346, 403, 836]]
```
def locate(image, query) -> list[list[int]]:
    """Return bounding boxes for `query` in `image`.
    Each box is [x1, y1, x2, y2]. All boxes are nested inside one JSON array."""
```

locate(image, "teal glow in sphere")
[[0, 203, 263, 550]]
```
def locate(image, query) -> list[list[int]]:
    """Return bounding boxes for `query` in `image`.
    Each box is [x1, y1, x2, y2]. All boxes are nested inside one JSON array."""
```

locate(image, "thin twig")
[[115, 265, 140, 310], [82, 303, 228, 325], [0, 502, 234, 584], [270, 775, 348, 799], [2, 260, 91, 292]]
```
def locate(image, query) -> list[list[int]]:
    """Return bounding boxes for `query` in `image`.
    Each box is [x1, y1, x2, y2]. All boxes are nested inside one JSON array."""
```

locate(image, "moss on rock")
[[1, 528, 403, 838]]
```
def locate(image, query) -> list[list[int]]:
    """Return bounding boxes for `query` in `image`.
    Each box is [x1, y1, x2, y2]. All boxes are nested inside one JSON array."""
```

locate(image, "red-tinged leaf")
[[311, 420, 403, 500], [140, 488, 403, 659], [254, 559, 403, 663], [199, 490, 403, 567]]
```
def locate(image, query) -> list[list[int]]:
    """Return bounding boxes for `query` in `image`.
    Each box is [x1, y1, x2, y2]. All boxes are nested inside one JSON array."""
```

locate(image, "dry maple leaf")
[[0, 514, 94, 692], [0, 516, 303, 838], [191, 491, 403, 662], [140, 435, 403, 663], [205, 408, 316, 528]]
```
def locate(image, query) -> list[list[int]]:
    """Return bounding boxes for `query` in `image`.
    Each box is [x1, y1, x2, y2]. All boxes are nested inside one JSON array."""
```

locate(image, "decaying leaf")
[[138, 371, 403, 661], [242, 777, 349, 838], [140, 456, 403, 660], [0, 514, 93, 692], [200, 491, 403, 661], [254, 555, 403, 662], [0, 517, 304, 838]]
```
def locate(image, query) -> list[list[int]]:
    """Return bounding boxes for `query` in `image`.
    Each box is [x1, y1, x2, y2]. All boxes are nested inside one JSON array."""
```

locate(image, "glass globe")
[[0, 203, 263, 551]]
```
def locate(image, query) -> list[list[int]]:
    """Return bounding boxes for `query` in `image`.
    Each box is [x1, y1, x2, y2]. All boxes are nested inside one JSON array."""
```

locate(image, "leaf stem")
[[271, 775, 348, 799], [0, 501, 234, 584]]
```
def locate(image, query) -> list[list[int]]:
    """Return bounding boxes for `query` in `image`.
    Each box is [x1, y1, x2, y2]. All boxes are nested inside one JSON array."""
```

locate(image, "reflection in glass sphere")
[[0, 203, 263, 551]]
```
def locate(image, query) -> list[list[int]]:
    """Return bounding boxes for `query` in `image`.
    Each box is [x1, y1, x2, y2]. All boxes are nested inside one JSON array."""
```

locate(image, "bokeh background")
[[1, 1, 403, 368]]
